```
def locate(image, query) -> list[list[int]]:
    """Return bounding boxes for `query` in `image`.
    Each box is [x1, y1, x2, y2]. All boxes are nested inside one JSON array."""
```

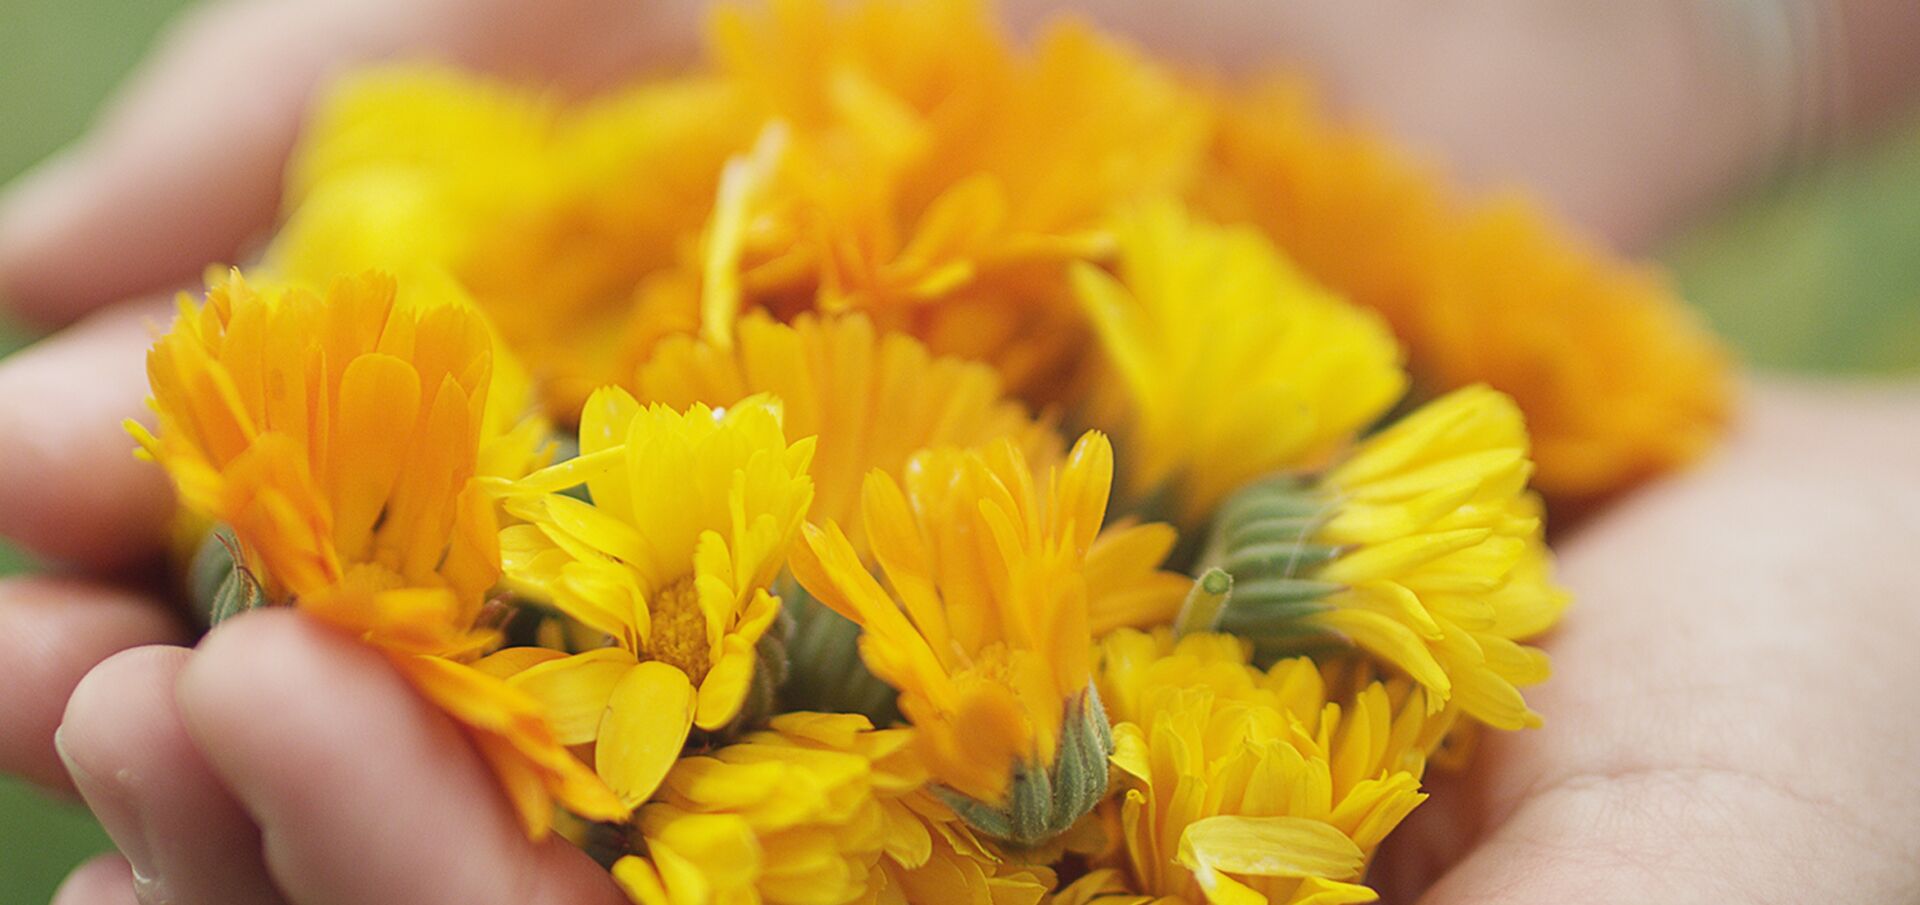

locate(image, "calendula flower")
[[703, 0, 1206, 399], [1200, 79, 1730, 500], [133, 270, 622, 837], [498, 391, 815, 807], [874, 801, 1056, 905], [637, 310, 1072, 718], [1420, 199, 1731, 498], [635, 311, 1053, 539], [268, 66, 563, 309], [638, 310, 1186, 715], [1072, 204, 1406, 526], [137, 271, 530, 649], [1202, 386, 1570, 730], [611, 712, 1053, 905], [273, 65, 758, 413], [791, 432, 1146, 844], [1057, 629, 1441, 905]]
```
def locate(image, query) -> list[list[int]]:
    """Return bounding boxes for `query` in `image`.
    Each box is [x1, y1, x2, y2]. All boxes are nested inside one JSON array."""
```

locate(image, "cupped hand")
[[51, 610, 628, 905], [0, 0, 705, 799], [39, 381, 1920, 905], [0, 5, 701, 901], [6, 2, 1920, 904], [1378, 380, 1920, 902]]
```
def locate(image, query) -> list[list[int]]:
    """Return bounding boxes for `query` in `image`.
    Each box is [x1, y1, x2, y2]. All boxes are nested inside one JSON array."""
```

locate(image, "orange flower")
[[1201, 78, 1730, 499], [271, 66, 758, 415], [135, 271, 624, 837], [789, 432, 1183, 843], [701, 0, 1206, 399]]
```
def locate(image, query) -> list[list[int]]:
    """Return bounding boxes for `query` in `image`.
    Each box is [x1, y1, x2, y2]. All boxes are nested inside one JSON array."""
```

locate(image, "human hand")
[[43, 381, 1920, 905], [50, 610, 629, 905], [0, 1, 702, 897], [7, 2, 1918, 903], [1376, 379, 1920, 902], [0, 0, 706, 796]]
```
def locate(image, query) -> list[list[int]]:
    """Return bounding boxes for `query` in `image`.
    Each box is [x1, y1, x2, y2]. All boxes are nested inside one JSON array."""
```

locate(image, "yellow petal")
[[694, 634, 757, 731], [598, 661, 697, 807], [472, 646, 567, 680], [1110, 723, 1151, 783], [509, 648, 639, 745], [1176, 815, 1366, 882], [611, 855, 671, 905]]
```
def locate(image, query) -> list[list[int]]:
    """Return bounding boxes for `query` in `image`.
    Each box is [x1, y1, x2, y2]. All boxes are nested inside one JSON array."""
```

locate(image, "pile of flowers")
[[130, 1, 1729, 902]]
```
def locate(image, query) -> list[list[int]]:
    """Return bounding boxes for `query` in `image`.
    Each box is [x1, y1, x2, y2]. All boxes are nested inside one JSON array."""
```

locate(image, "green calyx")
[[937, 682, 1113, 847], [188, 526, 266, 628], [1187, 476, 1346, 653], [775, 581, 900, 726]]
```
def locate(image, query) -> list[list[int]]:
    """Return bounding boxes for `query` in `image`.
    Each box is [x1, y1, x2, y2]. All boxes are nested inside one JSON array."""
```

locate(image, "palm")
[[1380, 382, 1920, 902]]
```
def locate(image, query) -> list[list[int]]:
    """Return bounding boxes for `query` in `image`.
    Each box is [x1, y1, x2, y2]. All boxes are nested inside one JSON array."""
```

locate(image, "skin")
[[0, 2, 1916, 903]]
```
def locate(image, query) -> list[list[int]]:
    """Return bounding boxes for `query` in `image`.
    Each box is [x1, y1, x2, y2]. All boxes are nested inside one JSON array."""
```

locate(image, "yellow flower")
[[1058, 628, 1442, 905], [637, 310, 1185, 715], [1204, 386, 1570, 730], [1199, 79, 1730, 500], [1071, 204, 1407, 526], [133, 270, 622, 837], [633, 311, 1054, 543], [271, 66, 559, 283], [273, 65, 758, 414], [611, 712, 1053, 905], [497, 391, 815, 806], [791, 431, 1154, 843]]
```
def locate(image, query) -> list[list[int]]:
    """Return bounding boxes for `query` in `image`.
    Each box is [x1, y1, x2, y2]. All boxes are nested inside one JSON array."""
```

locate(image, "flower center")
[[646, 577, 711, 684]]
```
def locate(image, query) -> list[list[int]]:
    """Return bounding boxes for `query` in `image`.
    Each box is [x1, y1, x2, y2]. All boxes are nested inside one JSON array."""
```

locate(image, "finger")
[[176, 609, 626, 905], [0, 576, 185, 792], [0, 297, 173, 569], [0, 0, 357, 327], [51, 854, 140, 905], [59, 644, 286, 905], [0, 0, 702, 328]]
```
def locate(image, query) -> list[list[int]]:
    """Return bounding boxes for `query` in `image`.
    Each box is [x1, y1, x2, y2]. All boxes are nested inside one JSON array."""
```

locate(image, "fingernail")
[[54, 725, 163, 893]]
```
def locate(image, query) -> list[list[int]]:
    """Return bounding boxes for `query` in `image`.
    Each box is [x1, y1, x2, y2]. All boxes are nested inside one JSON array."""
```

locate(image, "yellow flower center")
[[646, 577, 712, 684]]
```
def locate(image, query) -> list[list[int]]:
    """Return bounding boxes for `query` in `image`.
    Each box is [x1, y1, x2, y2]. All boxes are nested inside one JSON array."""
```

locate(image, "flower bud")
[[937, 682, 1113, 847]]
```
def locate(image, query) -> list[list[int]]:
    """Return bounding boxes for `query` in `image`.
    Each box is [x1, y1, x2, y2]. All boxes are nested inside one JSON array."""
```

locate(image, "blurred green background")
[[0, 1, 1916, 903], [0, 0, 195, 901]]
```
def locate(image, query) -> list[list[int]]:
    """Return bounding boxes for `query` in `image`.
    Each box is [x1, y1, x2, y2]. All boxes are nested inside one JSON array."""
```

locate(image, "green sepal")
[[1222, 539, 1345, 576], [1185, 476, 1347, 663], [188, 527, 265, 628], [775, 580, 900, 725], [936, 682, 1113, 847], [1174, 568, 1233, 637], [1213, 477, 1330, 533], [1228, 576, 1344, 608]]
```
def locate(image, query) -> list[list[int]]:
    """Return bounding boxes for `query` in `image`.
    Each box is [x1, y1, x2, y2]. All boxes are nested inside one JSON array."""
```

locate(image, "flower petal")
[[509, 648, 639, 745], [598, 660, 698, 807], [1176, 815, 1366, 882]]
